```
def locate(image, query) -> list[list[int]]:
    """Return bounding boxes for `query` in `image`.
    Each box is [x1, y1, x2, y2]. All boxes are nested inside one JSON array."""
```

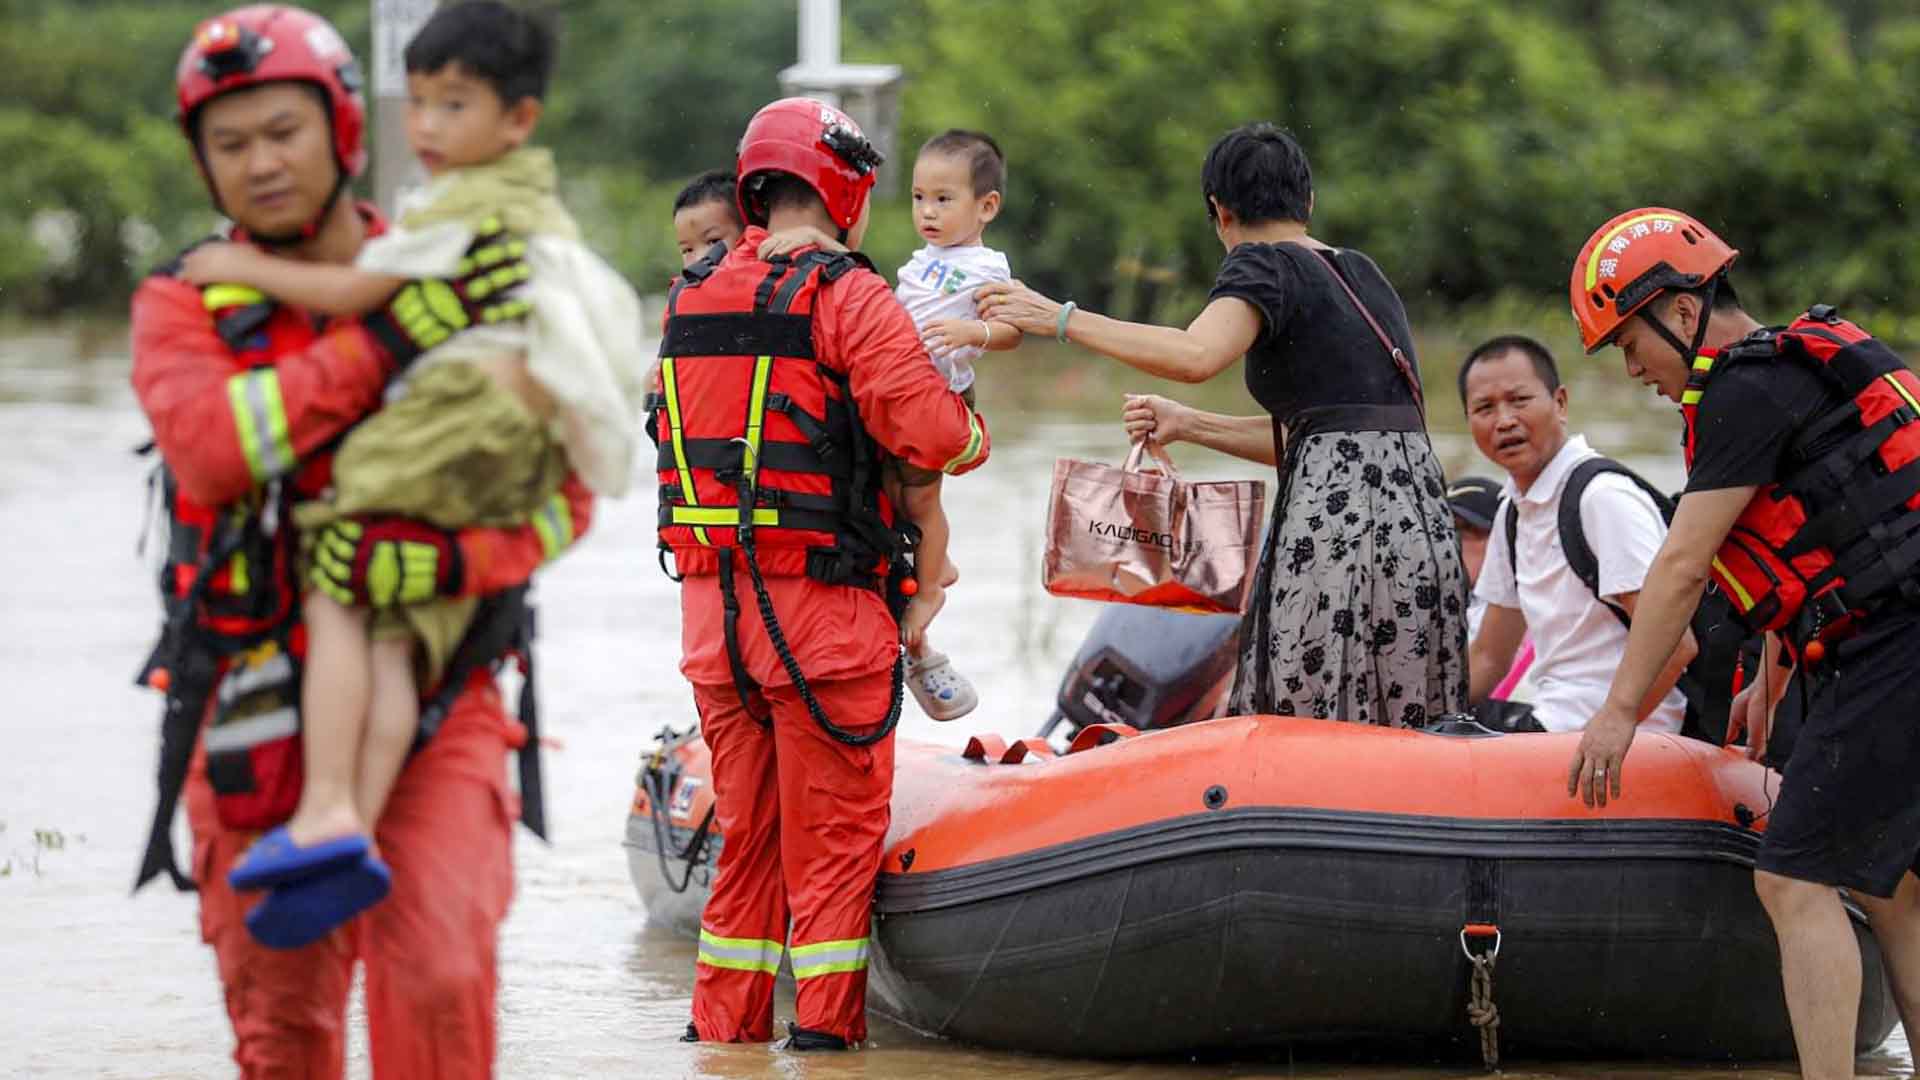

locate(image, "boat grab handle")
[[1460, 924, 1502, 961]]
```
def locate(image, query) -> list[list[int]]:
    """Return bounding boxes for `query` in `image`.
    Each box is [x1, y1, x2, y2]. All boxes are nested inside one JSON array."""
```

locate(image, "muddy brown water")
[[0, 327, 1908, 1077]]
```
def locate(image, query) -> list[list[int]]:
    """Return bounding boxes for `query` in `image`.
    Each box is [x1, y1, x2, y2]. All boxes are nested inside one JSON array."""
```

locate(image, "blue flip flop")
[[244, 853, 393, 950], [228, 827, 371, 892]]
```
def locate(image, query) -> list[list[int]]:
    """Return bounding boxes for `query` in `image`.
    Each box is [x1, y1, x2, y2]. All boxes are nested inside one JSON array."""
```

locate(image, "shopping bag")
[[1042, 438, 1265, 613]]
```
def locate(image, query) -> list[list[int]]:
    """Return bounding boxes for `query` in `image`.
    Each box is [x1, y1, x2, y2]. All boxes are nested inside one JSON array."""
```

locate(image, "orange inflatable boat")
[[627, 610, 1897, 1061]]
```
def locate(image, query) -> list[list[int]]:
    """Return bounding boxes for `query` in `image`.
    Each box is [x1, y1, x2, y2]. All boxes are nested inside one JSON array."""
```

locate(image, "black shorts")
[[1755, 612, 1920, 898]]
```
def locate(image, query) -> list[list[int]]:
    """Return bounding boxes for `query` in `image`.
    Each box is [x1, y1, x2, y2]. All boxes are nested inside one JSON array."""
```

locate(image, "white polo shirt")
[[1475, 435, 1685, 734]]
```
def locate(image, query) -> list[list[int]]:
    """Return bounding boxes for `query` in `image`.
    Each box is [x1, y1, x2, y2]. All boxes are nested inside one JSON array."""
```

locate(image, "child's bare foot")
[[284, 802, 368, 850], [901, 583, 946, 655]]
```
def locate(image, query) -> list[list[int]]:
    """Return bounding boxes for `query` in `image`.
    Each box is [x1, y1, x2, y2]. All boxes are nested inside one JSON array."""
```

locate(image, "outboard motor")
[[1039, 605, 1241, 743]]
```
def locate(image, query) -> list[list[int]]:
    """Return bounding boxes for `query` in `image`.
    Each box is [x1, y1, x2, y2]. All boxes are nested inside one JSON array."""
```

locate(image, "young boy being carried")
[[673, 170, 745, 267], [181, 0, 644, 942], [764, 129, 1019, 720]]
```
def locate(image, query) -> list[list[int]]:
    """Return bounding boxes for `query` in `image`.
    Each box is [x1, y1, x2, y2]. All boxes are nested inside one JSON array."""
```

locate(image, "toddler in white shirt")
[[890, 130, 1021, 719], [757, 130, 1019, 720]]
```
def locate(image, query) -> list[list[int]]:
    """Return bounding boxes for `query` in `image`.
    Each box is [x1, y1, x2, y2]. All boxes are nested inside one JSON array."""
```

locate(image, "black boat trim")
[[876, 808, 1763, 915]]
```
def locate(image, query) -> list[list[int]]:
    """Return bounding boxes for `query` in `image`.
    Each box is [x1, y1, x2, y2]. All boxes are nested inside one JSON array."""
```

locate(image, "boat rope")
[[1461, 925, 1502, 1070], [1467, 949, 1499, 1069], [640, 750, 719, 894]]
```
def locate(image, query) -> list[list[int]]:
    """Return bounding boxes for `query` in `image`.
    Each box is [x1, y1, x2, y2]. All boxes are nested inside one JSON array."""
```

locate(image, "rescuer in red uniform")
[[654, 98, 989, 1049], [131, 7, 590, 1074]]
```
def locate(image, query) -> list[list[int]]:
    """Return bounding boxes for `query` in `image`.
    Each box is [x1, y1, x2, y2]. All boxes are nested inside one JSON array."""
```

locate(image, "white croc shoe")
[[906, 650, 978, 721]]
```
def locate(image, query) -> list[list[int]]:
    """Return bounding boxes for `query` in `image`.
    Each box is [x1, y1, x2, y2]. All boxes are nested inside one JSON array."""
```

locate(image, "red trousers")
[[185, 677, 520, 1078], [689, 675, 896, 1044]]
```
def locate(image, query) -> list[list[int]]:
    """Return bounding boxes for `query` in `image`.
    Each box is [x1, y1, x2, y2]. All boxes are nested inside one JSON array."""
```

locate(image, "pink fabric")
[[1491, 639, 1535, 701]]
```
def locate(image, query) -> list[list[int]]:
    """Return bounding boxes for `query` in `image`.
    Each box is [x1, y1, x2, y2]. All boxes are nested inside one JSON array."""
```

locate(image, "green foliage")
[[7, 0, 1920, 329]]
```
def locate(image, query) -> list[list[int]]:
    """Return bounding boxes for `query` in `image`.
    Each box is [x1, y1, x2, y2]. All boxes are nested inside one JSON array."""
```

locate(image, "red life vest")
[[138, 285, 320, 840], [1681, 306, 1920, 649], [652, 249, 906, 588], [650, 248, 913, 747]]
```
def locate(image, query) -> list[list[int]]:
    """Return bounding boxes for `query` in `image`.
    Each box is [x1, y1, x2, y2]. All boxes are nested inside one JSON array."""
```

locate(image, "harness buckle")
[[804, 547, 879, 592]]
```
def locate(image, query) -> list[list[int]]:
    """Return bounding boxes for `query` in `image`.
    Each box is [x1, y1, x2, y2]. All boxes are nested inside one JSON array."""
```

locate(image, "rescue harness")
[[1682, 305, 1920, 660], [133, 279, 548, 893], [650, 248, 916, 747]]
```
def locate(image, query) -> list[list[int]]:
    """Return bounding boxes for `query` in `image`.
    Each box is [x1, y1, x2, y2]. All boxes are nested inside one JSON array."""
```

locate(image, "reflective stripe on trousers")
[[790, 936, 870, 980], [697, 929, 783, 976]]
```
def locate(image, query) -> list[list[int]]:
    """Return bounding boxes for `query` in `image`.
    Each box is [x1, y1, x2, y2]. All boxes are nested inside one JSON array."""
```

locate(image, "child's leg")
[[290, 591, 374, 844], [898, 475, 950, 655], [355, 634, 421, 830]]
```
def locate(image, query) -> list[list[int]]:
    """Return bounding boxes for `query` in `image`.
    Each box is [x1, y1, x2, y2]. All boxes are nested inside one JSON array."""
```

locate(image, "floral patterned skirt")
[[1228, 429, 1469, 727]]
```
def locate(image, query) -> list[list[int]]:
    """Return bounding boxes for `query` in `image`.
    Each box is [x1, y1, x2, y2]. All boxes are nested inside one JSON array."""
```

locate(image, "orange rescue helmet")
[[1570, 208, 1738, 353], [735, 97, 882, 233]]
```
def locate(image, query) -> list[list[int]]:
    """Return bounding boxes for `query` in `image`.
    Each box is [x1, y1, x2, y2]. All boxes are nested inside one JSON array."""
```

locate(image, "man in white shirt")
[[1460, 335, 1697, 733]]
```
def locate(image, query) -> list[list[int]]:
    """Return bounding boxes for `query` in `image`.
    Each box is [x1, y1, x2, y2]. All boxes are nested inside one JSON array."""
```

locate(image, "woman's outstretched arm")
[[1122, 394, 1278, 466], [978, 283, 1261, 385]]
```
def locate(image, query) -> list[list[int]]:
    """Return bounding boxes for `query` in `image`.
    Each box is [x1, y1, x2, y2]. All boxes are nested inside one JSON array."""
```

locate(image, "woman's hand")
[[1121, 393, 1193, 446], [975, 279, 1064, 337]]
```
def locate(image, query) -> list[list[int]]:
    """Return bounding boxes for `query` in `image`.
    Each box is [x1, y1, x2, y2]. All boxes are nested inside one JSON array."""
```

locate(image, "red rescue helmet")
[[735, 97, 883, 233], [175, 5, 368, 181], [1570, 208, 1738, 353]]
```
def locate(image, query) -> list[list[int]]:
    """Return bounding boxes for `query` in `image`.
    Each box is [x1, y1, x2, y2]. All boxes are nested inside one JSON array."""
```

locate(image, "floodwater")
[[0, 324, 1909, 1078]]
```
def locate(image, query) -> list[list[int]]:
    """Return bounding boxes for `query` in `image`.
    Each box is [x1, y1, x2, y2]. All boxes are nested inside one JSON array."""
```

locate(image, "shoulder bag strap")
[[1310, 248, 1426, 422]]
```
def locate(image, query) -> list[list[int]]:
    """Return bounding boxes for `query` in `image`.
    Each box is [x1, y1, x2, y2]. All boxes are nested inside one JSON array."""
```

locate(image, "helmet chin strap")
[[252, 164, 350, 249], [1637, 275, 1720, 367]]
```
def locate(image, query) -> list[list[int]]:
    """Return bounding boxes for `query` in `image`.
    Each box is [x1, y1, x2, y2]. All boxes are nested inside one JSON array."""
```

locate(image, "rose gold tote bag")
[[1042, 439, 1266, 614]]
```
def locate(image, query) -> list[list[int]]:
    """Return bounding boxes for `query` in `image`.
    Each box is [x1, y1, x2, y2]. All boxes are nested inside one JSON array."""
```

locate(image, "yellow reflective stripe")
[[530, 492, 573, 562], [225, 369, 294, 483], [672, 507, 780, 527], [1584, 211, 1687, 291], [1682, 355, 1714, 405], [696, 930, 782, 975], [1884, 373, 1920, 415], [790, 937, 870, 979], [202, 284, 266, 311], [228, 553, 250, 594], [742, 355, 773, 489], [659, 358, 711, 546], [941, 408, 985, 474], [1711, 556, 1756, 611]]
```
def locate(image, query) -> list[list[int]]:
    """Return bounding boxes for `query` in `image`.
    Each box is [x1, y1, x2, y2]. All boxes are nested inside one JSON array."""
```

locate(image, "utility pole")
[[370, 0, 437, 213], [779, 0, 904, 198]]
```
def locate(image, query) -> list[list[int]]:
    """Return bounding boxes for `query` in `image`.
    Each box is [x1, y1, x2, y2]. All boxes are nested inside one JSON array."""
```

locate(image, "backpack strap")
[[1556, 457, 1676, 627], [1500, 495, 1518, 580]]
